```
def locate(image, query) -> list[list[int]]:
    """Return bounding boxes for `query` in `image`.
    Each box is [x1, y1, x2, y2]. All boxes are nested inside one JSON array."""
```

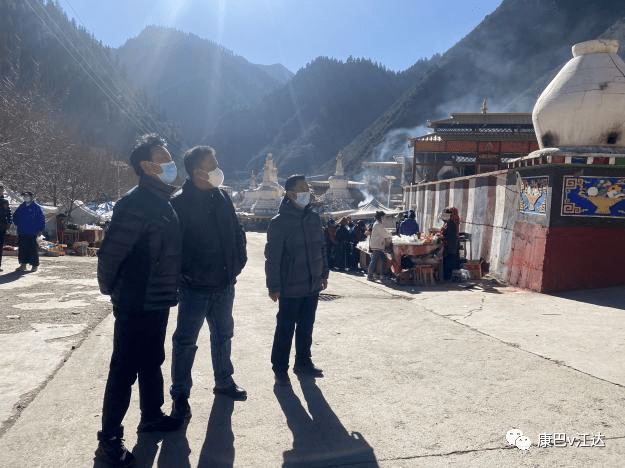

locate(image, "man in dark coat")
[[95, 134, 182, 467], [12, 191, 45, 272], [265, 174, 329, 386], [351, 220, 367, 270], [324, 218, 338, 268], [335, 217, 351, 270], [0, 184, 11, 272], [169, 146, 248, 422]]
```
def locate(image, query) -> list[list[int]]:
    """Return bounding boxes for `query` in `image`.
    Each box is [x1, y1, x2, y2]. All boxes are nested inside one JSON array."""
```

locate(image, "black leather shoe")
[[137, 412, 182, 433], [213, 383, 247, 401], [274, 371, 291, 386], [293, 363, 324, 377]]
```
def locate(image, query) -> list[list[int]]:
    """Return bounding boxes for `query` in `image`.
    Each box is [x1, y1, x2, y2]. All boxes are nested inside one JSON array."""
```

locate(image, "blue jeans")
[[170, 285, 235, 399], [271, 295, 318, 373], [367, 250, 386, 277]]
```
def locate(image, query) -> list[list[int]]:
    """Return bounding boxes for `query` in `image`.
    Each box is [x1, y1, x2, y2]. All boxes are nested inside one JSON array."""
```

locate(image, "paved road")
[[0, 254, 110, 435], [0, 232, 624, 467]]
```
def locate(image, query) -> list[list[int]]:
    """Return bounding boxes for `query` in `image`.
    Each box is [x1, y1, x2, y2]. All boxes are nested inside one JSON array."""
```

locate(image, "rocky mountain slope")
[[339, 0, 625, 176], [115, 26, 293, 144]]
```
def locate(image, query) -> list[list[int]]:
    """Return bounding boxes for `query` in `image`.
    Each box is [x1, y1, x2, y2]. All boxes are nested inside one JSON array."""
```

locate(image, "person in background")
[[399, 210, 420, 236], [265, 174, 329, 386], [335, 217, 351, 270], [351, 220, 367, 271], [345, 216, 358, 271], [395, 212, 406, 235], [12, 191, 45, 273], [95, 134, 182, 467], [56, 213, 67, 244], [324, 218, 338, 269], [169, 145, 248, 424], [441, 206, 461, 281], [367, 211, 391, 281], [0, 184, 11, 272]]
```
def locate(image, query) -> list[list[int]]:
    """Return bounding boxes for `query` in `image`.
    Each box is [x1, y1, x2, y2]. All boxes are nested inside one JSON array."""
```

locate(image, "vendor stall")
[[390, 234, 443, 285], [356, 233, 443, 285]]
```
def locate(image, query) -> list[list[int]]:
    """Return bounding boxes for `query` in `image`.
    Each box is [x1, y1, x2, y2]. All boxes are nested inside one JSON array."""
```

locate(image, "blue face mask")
[[157, 161, 177, 184], [295, 191, 311, 207]]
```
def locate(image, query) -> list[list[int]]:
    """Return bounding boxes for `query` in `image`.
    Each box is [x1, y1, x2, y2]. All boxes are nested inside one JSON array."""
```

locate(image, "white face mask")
[[441, 212, 451, 221], [157, 161, 178, 184], [197, 167, 224, 188], [23, 196, 32, 204], [295, 191, 311, 207]]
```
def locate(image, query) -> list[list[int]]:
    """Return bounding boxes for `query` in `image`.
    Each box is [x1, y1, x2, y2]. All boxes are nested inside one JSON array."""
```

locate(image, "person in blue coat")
[[399, 210, 420, 236], [12, 191, 45, 272]]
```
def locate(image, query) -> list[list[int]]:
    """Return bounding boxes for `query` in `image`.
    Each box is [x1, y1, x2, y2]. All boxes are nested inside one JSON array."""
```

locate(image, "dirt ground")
[[0, 252, 113, 436], [0, 252, 110, 335]]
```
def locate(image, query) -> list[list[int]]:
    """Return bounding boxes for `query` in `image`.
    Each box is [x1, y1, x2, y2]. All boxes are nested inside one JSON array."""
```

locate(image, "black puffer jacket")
[[0, 197, 11, 232], [171, 180, 247, 292], [265, 197, 328, 298], [97, 176, 182, 314]]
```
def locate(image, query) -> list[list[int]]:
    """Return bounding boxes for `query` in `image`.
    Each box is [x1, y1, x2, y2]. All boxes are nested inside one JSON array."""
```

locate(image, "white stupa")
[[319, 152, 356, 211], [533, 39, 625, 149], [238, 153, 284, 216]]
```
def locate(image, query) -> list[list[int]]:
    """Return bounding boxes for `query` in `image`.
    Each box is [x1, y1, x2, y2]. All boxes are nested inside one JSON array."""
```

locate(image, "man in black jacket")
[[0, 184, 11, 272], [265, 174, 329, 386], [169, 146, 248, 422], [95, 134, 182, 467]]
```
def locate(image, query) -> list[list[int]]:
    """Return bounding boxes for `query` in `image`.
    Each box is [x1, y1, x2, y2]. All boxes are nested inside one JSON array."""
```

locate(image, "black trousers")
[[271, 295, 318, 373], [0, 229, 5, 267], [18, 234, 39, 266], [443, 253, 461, 281], [101, 308, 169, 435]]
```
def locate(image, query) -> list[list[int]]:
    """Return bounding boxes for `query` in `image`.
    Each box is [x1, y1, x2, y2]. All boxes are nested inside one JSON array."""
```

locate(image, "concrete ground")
[[0, 232, 624, 467]]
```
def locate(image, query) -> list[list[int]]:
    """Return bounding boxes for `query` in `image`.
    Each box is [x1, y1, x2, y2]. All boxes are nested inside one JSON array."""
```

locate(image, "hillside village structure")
[[403, 38, 625, 293]]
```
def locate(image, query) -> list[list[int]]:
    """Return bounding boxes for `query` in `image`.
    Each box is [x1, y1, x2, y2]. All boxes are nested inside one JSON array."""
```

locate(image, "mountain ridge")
[[115, 25, 294, 145], [339, 0, 625, 176]]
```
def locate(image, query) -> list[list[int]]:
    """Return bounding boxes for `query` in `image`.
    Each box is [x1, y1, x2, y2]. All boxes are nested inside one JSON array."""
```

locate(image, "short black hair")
[[409, 210, 416, 219], [129, 133, 167, 176], [375, 210, 385, 220], [284, 174, 306, 191], [183, 145, 216, 176]]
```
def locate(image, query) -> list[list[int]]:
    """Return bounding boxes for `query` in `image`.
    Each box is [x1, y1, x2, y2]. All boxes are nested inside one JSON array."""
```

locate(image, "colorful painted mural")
[[562, 176, 625, 217], [519, 176, 548, 215]]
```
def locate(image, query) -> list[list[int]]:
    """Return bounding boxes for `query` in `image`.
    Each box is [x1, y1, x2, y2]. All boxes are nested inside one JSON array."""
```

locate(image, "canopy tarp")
[[323, 197, 400, 228]]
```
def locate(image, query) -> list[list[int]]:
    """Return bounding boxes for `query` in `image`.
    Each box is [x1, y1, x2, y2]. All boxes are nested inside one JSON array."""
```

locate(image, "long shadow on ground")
[[274, 376, 378, 468], [554, 285, 625, 310]]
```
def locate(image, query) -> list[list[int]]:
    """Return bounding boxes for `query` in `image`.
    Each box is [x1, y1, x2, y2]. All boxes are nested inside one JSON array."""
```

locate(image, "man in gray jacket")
[[265, 174, 329, 386]]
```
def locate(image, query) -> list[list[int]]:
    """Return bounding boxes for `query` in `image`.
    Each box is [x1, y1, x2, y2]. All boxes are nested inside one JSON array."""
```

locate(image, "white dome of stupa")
[[532, 39, 625, 149]]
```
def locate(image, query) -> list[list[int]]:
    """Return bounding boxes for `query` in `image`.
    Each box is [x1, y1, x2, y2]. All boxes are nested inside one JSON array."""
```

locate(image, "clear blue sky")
[[60, 0, 503, 73]]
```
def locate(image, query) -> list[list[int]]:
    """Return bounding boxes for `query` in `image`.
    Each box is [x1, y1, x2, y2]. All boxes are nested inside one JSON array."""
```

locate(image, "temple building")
[[410, 101, 539, 182], [402, 38, 625, 292]]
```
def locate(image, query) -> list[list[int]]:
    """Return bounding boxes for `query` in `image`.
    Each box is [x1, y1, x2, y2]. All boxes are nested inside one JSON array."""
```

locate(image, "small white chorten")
[[238, 153, 284, 216], [320, 152, 354, 211]]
